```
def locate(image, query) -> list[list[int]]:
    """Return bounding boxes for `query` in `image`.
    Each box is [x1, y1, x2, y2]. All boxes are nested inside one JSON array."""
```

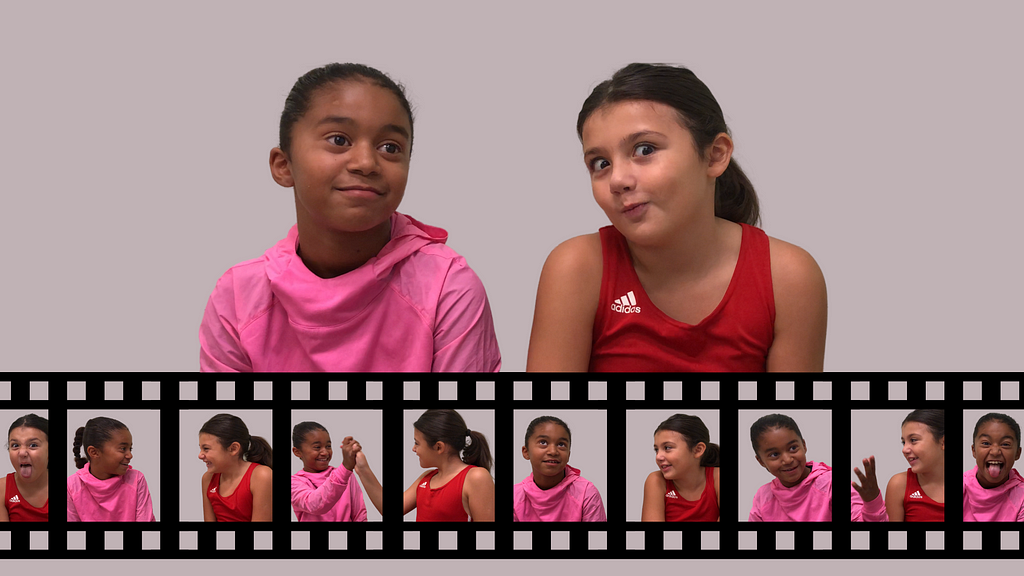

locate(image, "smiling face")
[[754, 426, 810, 488], [653, 430, 704, 481], [412, 428, 439, 469], [523, 422, 571, 481], [274, 79, 411, 238], [581, 100, 727, 247], [86, 427, 132, 480], [198, 432, 240, 474], [293, 428, 332, 473], [7, 426, 48, 482], [901, 421, 944, 473], [972, 420, 1022, 488]]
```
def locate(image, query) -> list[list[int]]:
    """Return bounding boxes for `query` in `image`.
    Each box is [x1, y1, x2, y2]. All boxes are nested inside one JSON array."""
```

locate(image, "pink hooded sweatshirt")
[[851, 484, 888, 522], [513, 465, 606, 522], [200, 212, 501, 372], [963, 466, 1024, 522], [749, 461, 832, 522], [291, 465, 367, 522], [67, 464, 155, 522]]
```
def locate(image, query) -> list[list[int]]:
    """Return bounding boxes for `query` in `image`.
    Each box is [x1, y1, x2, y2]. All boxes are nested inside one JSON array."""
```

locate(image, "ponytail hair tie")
[[465, 429, 472, 448]]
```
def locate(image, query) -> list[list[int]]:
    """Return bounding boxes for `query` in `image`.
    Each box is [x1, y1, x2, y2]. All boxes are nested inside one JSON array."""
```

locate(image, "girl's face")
[[87, 427, 132, 479], [523, 422, 571, 480], [276, 80, 412, 237], [412, 428, 438, 469], [653, 430, 704, 481], [581, 100, 726, 247], [901, 421, 944, 473], [972, 420, 1022, 488], [7, 426, 48, 482], [754, 426, 809, 488], [198, 432, 239, 473], [293, 429, 332, 473]]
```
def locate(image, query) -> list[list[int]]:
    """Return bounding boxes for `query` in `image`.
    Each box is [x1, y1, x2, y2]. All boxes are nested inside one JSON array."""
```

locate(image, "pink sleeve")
[[291, 467, 352, 516], [431, 259, 502, 372], [582, 483, 607, 522], [135, 472, 156, 522], [67, 481, 80, 522], [851, 485, 889, 522], [748, 486, 766, 522], [199, 272, 253, 372]]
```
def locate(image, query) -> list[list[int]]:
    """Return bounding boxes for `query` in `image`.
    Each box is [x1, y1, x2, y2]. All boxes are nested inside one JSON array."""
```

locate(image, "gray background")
[[403, 409, 494, 522], [512, 410, 608, 515], [178, 409, 273, 522], [66, 409, 161, 521], [1, 2, 1022, 375], [626, 409, 720, 521], [850, 409, 942, 502], [962, 409, 1024, 476], [738, 409, 833, 521], [289, 409, 383, 522]]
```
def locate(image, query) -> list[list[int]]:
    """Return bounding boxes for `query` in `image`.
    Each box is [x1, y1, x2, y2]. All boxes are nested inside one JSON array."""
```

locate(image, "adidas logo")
[[610, 290, 641, 314], [9, 495, 20, 503], [419, 481, 428, 488], [666, 490, 678, 499], [209, 487, 217, 494], [909, 490, 923, 499]]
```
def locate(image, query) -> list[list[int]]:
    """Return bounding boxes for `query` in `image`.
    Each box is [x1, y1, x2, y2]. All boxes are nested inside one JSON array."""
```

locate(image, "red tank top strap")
[[4, 472, 48, 522], [903, 468, 944, 522], [416, 465, 475, 522]]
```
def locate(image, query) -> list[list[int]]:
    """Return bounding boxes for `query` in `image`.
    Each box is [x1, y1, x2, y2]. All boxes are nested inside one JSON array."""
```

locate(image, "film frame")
[[0, 373, 1021, 559]]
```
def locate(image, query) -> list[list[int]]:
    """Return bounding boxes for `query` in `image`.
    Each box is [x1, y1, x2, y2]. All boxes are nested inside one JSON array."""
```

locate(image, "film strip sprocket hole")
[[0, 373, 1021, 558]]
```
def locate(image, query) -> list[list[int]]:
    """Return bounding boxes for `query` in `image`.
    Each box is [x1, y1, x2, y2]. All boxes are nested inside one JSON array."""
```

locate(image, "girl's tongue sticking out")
[[19, 463, 33, 479], [987, 461, 1004, 479]]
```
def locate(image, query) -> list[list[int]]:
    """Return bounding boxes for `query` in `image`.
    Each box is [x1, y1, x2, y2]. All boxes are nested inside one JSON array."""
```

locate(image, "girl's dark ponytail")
[[700, 442, 721, 468], [246, 436, 273, 469], [462, 430, 493, 473], [72, 427, 88, 469], [715, 159, 760, 226]]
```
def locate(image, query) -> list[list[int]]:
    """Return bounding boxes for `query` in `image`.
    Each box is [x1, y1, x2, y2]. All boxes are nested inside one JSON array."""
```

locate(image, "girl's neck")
[[532, 468, 566, 490], [917, 466, 944, 486], [88, 465, 115, 481], [435, 455, 467, 477], [671, 466, 706, 492], [16, 469, 48, 490], [220, 458, 252, 483], [295, 214, 392, 278], [627, 216, 730, 282]]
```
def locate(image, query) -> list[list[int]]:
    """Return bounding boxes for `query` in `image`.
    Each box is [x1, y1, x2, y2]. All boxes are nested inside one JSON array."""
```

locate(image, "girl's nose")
[[348, 142, 380, 175], [125, 450, 133, 460], [609, 167, 636, 195]]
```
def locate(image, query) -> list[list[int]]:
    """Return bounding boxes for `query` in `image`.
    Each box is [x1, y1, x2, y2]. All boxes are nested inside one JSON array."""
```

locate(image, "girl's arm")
[[354, 451, 383, 517], [641, 471, 667, 522], [0, 483, 9, 522], [765, 238, 827, 371], [201, 471, 217, 522], [136, 472, 156, 522], [465, 467, 495, 522], [291, 468, 352, 515], [714, 467, 720, 522], [250, 465, 273, 522], [582, 484, 607, 522], [432, 260, 502, 372], [403, 471, 431, 515], [199, 277, 253, 372], [884, 472, 907, 522], [67, 483, 81, 522], [526, 235, 603, 372]]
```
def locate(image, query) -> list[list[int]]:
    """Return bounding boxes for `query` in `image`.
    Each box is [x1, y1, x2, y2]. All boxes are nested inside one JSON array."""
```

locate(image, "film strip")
[[0, 373, 1021, 559]]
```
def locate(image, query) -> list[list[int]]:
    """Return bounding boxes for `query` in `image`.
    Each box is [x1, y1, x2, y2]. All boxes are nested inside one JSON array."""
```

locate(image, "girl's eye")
[[634, 143, 656, 157], [590, 158, 610, 172], [378, 142, 400, 154], [329, 135, 350, 147]]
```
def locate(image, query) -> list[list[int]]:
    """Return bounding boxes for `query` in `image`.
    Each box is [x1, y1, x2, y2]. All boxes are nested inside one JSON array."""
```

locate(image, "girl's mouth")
[[780, 465, 800, 474], [19, 464, 33, 479], [986, 461, 1005, 478]]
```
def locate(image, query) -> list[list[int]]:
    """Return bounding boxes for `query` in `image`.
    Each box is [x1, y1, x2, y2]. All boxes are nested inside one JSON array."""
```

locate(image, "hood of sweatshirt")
[[769, 460, 831, 504], [964, 465, 1024, 518], [72, 462, 134, 504], [520, 464, 583, 512], [264, 212, 448, 327]]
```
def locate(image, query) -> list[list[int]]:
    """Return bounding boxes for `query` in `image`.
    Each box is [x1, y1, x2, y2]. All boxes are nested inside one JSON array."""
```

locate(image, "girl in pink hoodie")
[[199, 63, 500, 373], [748, 414, 832, 522], [291, 421, 382, 522], [513, 416, 606, 522], [964, 412, 1024, 521], [67, 417, 155, 522]]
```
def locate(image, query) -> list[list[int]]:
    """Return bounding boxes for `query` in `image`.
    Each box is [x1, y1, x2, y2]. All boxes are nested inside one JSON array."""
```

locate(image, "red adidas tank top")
[[590, 223, 775, 371], [416, 465, 475, 522], [664, 466, 719, 522], [4, 473, 48, 522], [208, 462, 260, 522], [904, 468, 944, 522]]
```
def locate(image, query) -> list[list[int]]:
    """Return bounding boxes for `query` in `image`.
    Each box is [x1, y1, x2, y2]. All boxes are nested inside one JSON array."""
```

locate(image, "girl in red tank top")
[[403, 410, 494, 522], [527, 63, 826, 372], [2, 414, 49, 522], [642, 414, 720, 522], [883, 410, 945, 522], [198, 414, 274, 522]]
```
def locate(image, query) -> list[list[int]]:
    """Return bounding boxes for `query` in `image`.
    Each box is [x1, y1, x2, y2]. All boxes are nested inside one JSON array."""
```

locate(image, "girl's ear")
[[269, 148, 295, 188], [755, 455, 766, 469], [1015, 446, 1022, 461], [229, 441, 242, 457], [433, 441, 445, 455], [292, 446, 303, 460], [522, 446, 530, 460], [705, 132, 734, 179], [86, 445, 100, 460], [692, 442, 707, 459], [940, 437, 945, 451]]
